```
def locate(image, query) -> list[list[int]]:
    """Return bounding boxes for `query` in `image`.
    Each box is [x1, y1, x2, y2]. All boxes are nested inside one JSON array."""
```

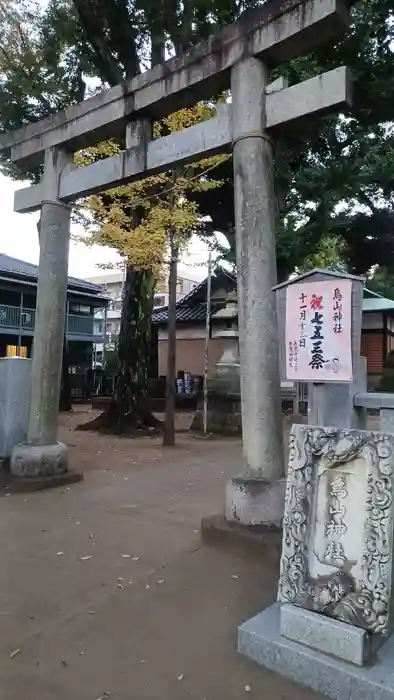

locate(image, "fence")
[[0, 304, 36, 330], [0, 305, 96, 337]]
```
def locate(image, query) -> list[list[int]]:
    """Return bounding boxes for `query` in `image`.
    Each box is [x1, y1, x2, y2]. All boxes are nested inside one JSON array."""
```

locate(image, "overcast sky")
[[0, 174, 209, 281]]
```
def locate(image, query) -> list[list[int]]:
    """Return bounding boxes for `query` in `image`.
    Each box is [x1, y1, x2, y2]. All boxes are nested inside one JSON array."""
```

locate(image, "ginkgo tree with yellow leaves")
[[76, 104, 228, 441]]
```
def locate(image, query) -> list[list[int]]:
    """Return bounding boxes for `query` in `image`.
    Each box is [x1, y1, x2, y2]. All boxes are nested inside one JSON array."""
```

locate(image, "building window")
[[0, 289, 21, 306], [23, 293, 36, 309], [106, 322, 112, 333], [95, 321, 103, 334], [69, 303, 91, 315], [154, 295, 165, 307]]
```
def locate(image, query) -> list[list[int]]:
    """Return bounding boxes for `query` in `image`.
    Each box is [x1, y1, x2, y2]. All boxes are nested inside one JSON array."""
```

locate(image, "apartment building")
[[0, 254, 107, 366], [86, 268, 199, 362]]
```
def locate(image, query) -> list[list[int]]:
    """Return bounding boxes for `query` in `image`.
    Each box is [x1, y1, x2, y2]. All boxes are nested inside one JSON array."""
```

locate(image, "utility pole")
[[203, 252, 213, 435]]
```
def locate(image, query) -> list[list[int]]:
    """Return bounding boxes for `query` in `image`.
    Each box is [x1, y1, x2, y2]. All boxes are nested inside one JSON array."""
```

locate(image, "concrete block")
[[0, 357, 32, 459], [238, 603, 394, 700], [280, 603, 369, 666]]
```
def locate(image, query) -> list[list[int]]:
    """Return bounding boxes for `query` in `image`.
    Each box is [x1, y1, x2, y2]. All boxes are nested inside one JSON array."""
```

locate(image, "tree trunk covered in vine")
[[111, 265, 158, 432], [80, 264, 160, 433]]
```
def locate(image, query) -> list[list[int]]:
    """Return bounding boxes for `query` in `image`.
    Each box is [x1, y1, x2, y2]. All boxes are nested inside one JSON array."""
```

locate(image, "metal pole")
[[203, 252, 213, 435]]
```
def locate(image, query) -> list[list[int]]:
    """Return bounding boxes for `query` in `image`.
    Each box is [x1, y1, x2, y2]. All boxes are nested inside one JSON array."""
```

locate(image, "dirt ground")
[[0, 408, 326, 700]]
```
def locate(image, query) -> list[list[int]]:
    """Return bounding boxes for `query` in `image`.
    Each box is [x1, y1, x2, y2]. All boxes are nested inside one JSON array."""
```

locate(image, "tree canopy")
[[75, 106, 226, 273], [1, 0, 394, 279], [189, 0, 394, 279]]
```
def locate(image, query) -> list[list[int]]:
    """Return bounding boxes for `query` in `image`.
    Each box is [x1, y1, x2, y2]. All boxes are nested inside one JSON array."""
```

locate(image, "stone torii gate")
[[0, 0, 352, 517]]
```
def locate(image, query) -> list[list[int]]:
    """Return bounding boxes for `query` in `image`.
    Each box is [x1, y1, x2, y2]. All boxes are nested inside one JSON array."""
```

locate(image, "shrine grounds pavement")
[[0, 408, 346, 700]]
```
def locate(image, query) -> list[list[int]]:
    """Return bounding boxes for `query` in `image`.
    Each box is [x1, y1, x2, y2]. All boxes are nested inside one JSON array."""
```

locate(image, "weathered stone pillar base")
[[11, 441, 68, 478], [8, 441, 83, 492], [225, 475, 286, 529]]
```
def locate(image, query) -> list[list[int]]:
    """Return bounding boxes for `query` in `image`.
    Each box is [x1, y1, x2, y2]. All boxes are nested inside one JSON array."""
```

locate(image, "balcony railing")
[[67, 313, 94, 336], [0, 304, 99, 338], [0, 304, 36, 329], [21, 308, 35, 330], [0, 304, 21, 328]]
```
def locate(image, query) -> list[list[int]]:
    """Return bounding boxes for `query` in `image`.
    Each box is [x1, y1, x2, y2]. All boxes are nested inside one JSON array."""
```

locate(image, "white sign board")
[[285, 279, 353, 383]]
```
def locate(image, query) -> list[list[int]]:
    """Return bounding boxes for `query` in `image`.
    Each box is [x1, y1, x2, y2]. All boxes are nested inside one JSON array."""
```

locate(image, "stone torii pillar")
[[11, 148, 75, 481], [225, 57, 285, 529]]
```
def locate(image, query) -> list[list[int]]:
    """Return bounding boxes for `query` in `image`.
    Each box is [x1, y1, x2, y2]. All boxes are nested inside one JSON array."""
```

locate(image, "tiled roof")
[[0, 253, 104, 294], [153, 300, 225, 324], [152, 267, 236, 325]]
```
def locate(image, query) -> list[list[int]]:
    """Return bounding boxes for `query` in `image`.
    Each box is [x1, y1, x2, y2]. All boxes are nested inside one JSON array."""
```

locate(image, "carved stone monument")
[[239, 424, 394, 697], [238, 271, 394, 699], [280, 424, 394, 640]]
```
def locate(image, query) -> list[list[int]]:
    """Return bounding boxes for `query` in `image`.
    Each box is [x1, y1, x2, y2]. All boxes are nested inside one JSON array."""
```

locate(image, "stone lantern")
[[192, 291, 242, 434], [209, 290, 240, 395]]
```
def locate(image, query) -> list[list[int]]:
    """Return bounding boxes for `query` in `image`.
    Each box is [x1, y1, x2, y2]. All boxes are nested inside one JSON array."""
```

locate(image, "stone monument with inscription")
[[281, 424, 394, 641], [239, 422, 394, 698], [239, 269, 394, 700]]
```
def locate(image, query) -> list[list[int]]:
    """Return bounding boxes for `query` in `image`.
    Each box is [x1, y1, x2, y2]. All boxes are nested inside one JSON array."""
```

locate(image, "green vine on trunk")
[[78, 266, 161, 434]]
